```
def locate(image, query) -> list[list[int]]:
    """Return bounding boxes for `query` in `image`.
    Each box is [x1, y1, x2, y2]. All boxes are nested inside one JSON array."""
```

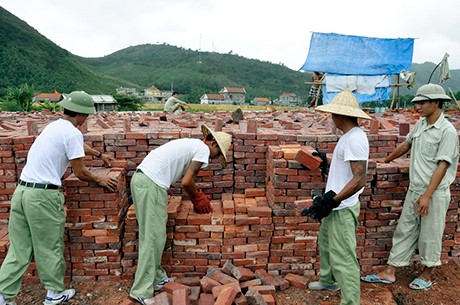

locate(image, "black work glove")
[[312, 150, 328, 181], [301, 190, 340, 221]]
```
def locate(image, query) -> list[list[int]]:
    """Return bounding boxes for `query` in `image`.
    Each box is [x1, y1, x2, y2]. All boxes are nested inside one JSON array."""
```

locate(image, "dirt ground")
[[10, 260, 460, 305]]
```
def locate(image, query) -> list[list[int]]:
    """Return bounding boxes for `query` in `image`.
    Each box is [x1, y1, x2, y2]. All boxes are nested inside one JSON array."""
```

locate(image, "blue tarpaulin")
[[300, 32, 414, 75], [322, 87, 391, 104]]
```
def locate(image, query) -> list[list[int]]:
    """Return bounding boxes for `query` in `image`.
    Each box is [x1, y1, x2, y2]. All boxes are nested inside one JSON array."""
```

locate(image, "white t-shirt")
[[326, 127, 369, 210], [138, 138, 210, 189], [20, 119, 85, 186]]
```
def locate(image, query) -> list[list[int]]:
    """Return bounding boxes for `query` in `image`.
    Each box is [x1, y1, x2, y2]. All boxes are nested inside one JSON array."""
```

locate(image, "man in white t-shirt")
[[0, 91, 118, 305], [129, 124, 232, 305], [302, 91, 371, 305]]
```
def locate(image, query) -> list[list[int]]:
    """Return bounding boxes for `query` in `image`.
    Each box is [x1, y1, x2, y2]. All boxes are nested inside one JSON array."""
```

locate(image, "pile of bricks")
[[0, 109, 459, 293], [121, 189, 275, 279], [146, 262, 297, 305], [63, 168, 129, 282]]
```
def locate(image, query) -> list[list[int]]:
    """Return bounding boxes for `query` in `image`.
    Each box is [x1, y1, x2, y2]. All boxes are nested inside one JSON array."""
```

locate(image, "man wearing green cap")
[[0, 91, 118, 305], [361, 84, 459, 290]]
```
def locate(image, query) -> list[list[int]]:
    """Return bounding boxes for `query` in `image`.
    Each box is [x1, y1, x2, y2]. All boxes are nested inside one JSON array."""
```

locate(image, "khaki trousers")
[[388, 189, 450, 268]]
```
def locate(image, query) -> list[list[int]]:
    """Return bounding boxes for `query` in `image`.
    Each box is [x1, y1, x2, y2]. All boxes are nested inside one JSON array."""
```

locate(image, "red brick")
[[212, 281, 241, 299], [284, 273, 308, 288], [294, 146, 322, 171], [198, 293, 215, 305], [214, 287, 238, 305]]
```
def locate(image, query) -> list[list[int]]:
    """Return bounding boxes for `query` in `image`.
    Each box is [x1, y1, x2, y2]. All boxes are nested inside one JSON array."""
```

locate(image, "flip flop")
[[409, 278, 432, 290], [361, 274, 394, 284]]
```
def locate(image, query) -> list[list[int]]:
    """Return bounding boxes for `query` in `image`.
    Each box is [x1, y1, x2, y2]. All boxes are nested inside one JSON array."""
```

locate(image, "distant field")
[[143, 103, 308, 112]]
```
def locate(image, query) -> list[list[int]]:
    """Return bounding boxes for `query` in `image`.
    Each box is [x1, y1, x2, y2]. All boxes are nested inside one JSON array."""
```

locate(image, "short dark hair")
[[63, 108, 79, 117], [172, 91, 179, 96], [205, 133, 214, 141]]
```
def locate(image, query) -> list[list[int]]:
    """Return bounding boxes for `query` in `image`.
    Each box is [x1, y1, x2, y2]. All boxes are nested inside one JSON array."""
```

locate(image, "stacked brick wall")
[[63, 169, 129, 282], [0, 109, 459, 283]]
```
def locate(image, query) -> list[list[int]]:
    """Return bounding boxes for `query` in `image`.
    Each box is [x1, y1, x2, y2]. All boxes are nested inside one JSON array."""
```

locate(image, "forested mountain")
[[77, 44, 308, 102], [1, 5, 459, 103], [0, 6, 134, 95]]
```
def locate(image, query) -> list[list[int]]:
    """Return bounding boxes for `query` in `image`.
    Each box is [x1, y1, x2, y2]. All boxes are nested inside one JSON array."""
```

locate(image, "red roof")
[[280, 92, 296, 97], [34, 93, 62, 101], [203, 94, 225, 100], [220, 87, 246, 94], [254, 97, 269, 103]]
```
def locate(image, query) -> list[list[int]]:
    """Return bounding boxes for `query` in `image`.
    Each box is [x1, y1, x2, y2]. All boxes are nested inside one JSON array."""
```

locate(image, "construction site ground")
[[9, 260, 460, 305]]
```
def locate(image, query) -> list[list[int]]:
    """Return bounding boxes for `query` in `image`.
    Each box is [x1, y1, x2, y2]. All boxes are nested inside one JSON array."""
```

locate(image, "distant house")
[[273, 92, 302, 107], [116, 87, 138, 97], [219, 87, 246, 105], [200, 94, 225, 104], [33, 92, 63, 103], [142, 85, 170, 104], [251, 97, 270, 106], [91, 95, 117, 112]]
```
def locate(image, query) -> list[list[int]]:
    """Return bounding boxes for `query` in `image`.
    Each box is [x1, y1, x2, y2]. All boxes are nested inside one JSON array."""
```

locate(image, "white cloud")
[[2, 0, 459, 70]]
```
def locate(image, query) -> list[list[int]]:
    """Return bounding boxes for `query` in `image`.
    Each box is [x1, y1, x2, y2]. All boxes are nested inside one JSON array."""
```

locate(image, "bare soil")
[[11, 261, 460, 305]]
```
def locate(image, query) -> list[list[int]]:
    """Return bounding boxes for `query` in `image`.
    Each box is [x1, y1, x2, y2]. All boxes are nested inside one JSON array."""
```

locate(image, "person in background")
[[361, 83, 459, 290], [302, 90, 371, 305], [0, 91, 118, 305], [163, 91, 191, 113], [129, 124, 232, 305], [308, 71, 324, 108]]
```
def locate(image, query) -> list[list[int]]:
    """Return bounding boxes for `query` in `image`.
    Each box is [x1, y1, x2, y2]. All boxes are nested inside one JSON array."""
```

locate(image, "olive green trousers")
[[0, 185, 66, 299], [130, 172, 168, 299], [318, 202, 361, 305]]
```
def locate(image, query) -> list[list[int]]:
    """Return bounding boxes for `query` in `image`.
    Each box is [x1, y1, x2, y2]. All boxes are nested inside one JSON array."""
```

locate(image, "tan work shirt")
[[164, 96, 185, 113], [406, 112, 459, 195]]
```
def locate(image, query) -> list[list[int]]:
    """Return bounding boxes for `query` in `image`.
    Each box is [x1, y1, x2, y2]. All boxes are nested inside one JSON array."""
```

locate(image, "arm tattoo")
[[350, 160, 367, 179], [189, 161, 202, 174]]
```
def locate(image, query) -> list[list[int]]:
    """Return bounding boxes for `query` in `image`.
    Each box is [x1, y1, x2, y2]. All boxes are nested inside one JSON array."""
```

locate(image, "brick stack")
[[63, 168, 128, 282], [266, 145, 324, 215], [121, 196, 182, 280], [0, 137, 15, 226], [121, 189, 274, 279], [451, 171, 460, 263], [360, 159, 409, 273]]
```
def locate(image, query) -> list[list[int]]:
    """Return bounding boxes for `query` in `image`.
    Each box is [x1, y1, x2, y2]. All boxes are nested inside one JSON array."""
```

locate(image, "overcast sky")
[[2, 0, 460, 71]]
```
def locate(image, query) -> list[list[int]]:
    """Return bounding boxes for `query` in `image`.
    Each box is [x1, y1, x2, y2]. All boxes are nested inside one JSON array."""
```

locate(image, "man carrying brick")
[[302, 90, 371, 305], [0, 91, 118, 305], [129, 124, 232, 305], [361, 84, 459, 290]]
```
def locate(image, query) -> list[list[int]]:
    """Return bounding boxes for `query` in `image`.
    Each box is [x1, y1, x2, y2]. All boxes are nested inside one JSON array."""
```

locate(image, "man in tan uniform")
[[361, 84, 459, 290]]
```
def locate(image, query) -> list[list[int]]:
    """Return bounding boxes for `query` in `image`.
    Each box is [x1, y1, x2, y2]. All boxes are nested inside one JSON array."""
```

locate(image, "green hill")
[[1, 5, 459, 103], [0, 6, 134, 95], [77, 43, 309, 103]]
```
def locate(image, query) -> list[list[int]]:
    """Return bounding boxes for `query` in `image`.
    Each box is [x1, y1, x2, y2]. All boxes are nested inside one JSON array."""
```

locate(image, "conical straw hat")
[[315, 90, 372, 120], [201, 124, 232, 167]]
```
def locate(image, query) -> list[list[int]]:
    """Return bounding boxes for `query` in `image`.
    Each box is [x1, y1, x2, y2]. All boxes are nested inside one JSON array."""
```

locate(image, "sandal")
[[409, 278, 432, 290]]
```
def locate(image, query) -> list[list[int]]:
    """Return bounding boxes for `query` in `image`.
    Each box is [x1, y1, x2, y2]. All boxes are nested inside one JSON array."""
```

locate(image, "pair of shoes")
[[361, 274, 395, 284], [308, 281, 340, 291], [154, 277, 175, 292], [43, 289, 75, 304], [409, 278, 432, 290], [129, 294, 155, 305]]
